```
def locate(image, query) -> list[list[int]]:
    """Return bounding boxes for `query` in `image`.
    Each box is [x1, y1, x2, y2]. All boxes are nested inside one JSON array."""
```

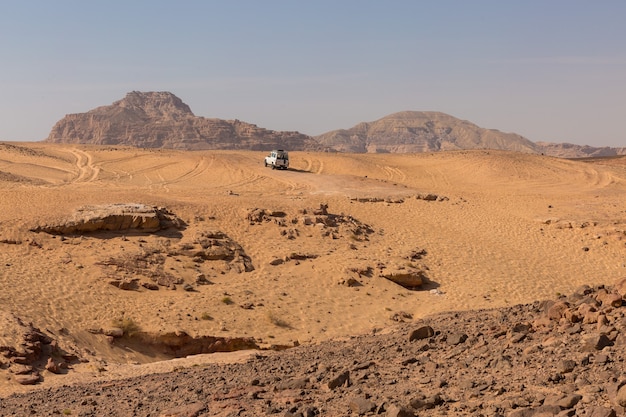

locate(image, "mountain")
[[314, 111, 539, 153], [45, 91, 321, 151], [44, 93, 623, 157], [534, 142, 626, 158]]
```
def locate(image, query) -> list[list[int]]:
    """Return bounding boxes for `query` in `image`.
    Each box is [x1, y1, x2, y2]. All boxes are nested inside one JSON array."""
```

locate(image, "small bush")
[[221, 297, 234, 305], [200, 312, 213, 320], [111, 316, 140, 337], [267, 311, 290, 328]]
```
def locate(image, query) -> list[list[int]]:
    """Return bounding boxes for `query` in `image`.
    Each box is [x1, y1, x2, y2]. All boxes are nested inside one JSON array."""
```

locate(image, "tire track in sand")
[[66, 148, 100, 183]]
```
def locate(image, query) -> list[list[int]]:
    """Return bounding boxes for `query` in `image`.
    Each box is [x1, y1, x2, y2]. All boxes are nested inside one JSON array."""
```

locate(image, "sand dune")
[[0, 142, 625, 395]]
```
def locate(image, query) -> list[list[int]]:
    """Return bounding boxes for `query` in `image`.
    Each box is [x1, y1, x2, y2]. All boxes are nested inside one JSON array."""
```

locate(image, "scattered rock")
[[390, 311, 413, 322], [327, 370, 350, 390], [9, 364, 33, 375], [416, 193, 439, 201], [339, 277, 362, 287], [103, 327, 124, 338], [45, 358, 61, 374], [446, 333, 468, 345], [195, 274, 211, 285], [409, 326, 434, 341], [349, 396, 376, 415], [386, 404, 416, 417], [176, 230, 254, 272], [142, 282, 160, 290], [269, 257, 284, 266], [583, 334, 613, 351], [14, 373, 40, 385]]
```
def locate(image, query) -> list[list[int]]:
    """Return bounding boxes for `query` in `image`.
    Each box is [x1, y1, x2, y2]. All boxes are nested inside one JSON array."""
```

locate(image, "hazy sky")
[[1, 1, 625, 147]]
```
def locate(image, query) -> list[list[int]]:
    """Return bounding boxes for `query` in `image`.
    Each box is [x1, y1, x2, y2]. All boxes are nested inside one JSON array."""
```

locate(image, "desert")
[[1, 142, 626, 416]]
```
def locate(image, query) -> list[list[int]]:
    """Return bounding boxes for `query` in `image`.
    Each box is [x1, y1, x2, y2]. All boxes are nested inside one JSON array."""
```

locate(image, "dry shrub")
[[111, 316, 140, 337], [267, 311, 291, 328]]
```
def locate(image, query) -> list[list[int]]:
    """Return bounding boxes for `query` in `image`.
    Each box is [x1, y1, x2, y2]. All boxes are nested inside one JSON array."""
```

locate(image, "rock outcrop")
[[30, 203, 184, 235], [174, 230, 255, 273], [45, 91, 321, 151], [0, 312, 78, 385]]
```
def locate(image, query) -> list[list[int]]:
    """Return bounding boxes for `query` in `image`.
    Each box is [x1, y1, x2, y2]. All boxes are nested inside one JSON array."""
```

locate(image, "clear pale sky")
[[1, 1, 625, 147]]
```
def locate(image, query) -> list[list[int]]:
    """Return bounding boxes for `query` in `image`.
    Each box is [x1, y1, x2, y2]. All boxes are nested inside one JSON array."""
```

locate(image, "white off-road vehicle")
[[264, 149, 289, 170]]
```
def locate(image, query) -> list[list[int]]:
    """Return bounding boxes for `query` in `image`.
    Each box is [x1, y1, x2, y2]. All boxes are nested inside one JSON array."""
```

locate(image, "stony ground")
[[2, 282, 626, 417]]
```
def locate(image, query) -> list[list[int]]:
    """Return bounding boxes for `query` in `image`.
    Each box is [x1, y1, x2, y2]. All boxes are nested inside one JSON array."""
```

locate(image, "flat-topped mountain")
[[45, 91, 320, 151], [314, 111, 539, 154]]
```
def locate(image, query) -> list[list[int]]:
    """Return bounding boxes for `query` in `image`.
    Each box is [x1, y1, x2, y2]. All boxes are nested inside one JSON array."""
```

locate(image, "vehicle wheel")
[[271, 164, 276, 170], [264, 161, 267, 167]]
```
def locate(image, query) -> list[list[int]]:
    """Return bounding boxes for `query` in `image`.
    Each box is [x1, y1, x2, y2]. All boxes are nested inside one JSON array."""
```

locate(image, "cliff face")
[[314, 111, 539, 154], [45, 91, 320, 151]]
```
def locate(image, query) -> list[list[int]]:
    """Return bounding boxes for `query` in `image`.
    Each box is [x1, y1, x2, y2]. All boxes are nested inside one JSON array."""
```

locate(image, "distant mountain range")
[[44, 91, 625, 158]]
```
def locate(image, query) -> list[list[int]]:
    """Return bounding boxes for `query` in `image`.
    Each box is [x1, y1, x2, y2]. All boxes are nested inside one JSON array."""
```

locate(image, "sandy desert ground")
[[0, 142, 625, 396]]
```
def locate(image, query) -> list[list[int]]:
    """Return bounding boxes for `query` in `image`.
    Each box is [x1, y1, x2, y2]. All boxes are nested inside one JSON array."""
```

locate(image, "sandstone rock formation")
[[30, 203, 183, 235], [45, 91, 321, 151], [314, 111, 539, 153]]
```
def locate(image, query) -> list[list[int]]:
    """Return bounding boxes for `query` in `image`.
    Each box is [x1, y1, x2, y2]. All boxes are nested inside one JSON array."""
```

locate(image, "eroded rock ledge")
[[113, 331, 259, 358]]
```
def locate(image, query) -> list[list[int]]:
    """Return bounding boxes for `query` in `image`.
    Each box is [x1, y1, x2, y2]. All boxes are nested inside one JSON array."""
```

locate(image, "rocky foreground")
[[3, 282, 626, 416]]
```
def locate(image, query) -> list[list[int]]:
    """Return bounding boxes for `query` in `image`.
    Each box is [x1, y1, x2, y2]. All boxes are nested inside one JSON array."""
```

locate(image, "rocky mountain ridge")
[[44, 91, 624, 158]]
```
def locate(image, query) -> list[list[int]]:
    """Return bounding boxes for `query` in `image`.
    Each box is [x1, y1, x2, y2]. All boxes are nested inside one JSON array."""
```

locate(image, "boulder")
[[382, 270, 424, 288]]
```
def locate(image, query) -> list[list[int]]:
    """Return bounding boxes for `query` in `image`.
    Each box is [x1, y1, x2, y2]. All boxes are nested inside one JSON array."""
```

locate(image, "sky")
[[1, 1, 625, 147]]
